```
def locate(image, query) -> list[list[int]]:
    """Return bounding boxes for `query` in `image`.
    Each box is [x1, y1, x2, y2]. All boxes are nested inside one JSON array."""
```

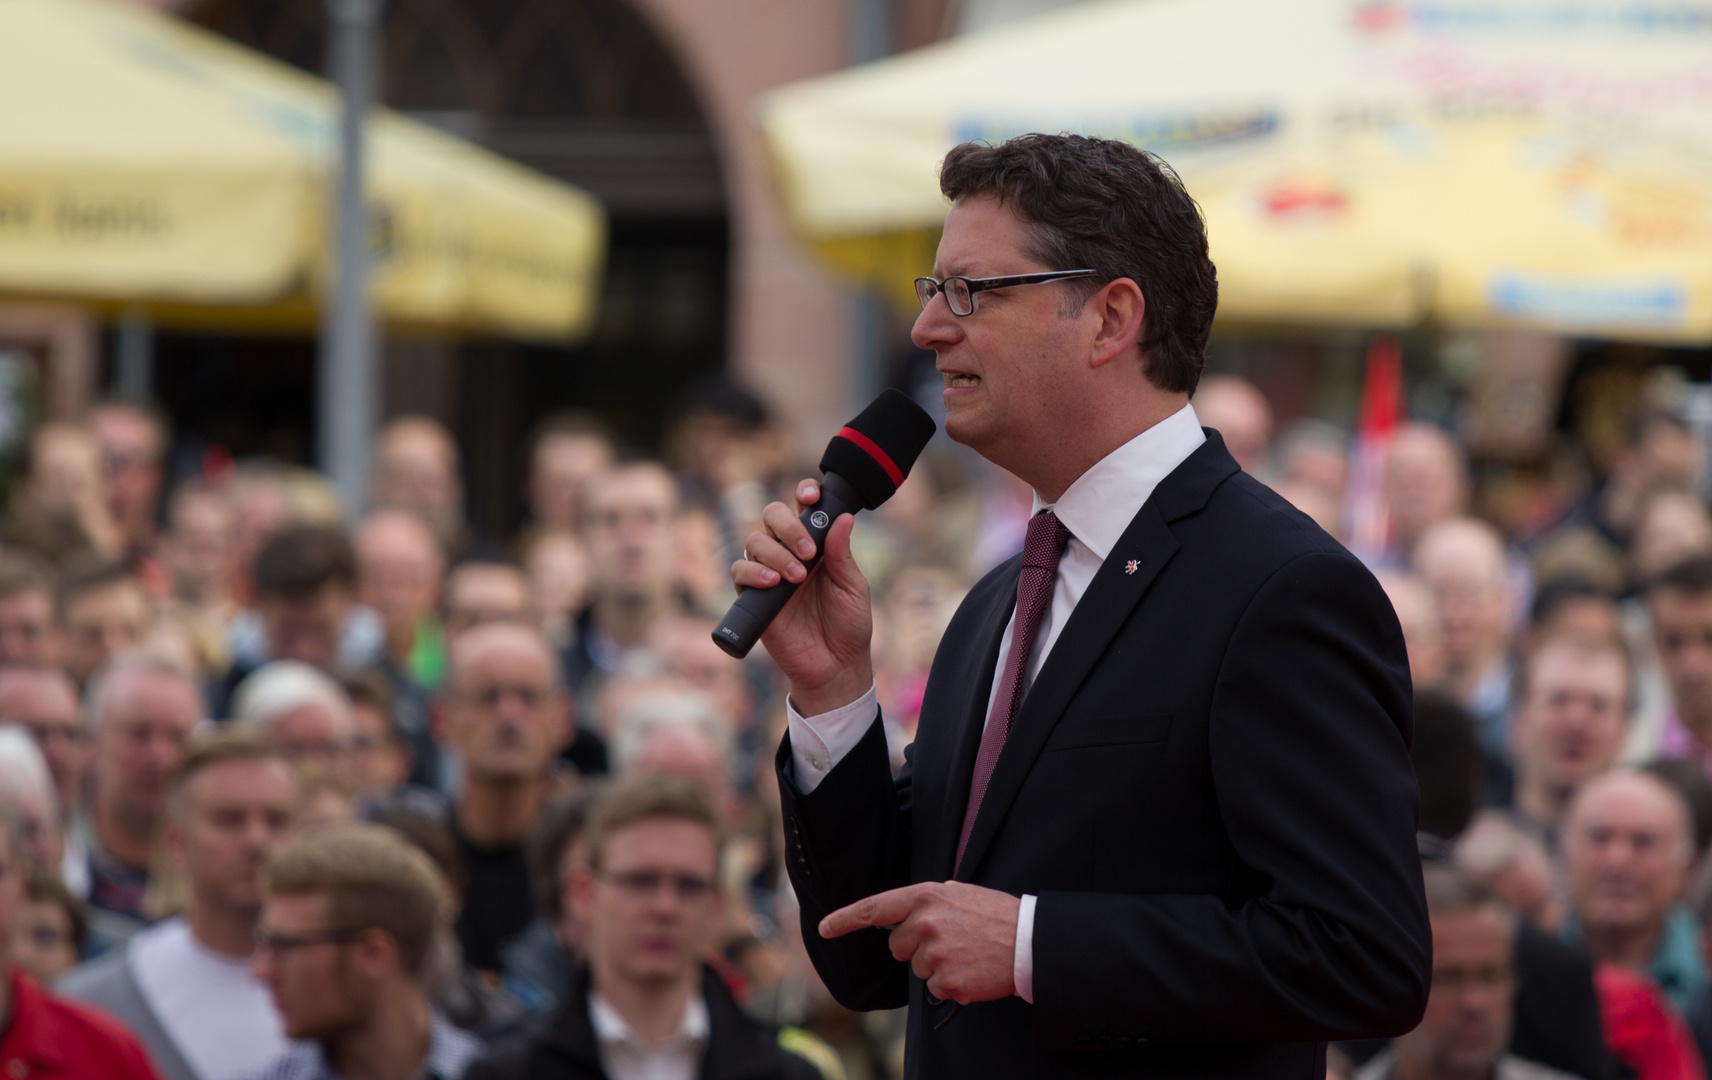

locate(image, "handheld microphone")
[[712, 389, 936, 659]]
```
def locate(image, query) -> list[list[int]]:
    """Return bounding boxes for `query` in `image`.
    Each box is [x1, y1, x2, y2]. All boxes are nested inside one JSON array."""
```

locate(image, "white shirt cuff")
[[1014, 893, 1036, 1003], [786, 683, 879, 795]]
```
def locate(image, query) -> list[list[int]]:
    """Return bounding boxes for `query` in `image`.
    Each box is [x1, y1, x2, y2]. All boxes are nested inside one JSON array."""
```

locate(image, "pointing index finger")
[[820, 884, 929, 939]]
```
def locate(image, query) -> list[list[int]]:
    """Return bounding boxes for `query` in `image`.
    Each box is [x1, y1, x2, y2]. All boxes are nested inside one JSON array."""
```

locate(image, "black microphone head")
[[818, 389, 937, 509]]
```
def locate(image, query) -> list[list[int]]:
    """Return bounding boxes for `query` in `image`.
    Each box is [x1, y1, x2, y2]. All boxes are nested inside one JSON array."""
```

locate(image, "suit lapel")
[[950, 431, 1241, 882], [932, 566, 1018, 879]]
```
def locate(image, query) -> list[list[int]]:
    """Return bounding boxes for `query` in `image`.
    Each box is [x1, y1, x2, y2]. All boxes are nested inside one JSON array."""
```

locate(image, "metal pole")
[[846, 0, 892, 413], [115, 307, 153, 398], [320, 0, 379, 516]]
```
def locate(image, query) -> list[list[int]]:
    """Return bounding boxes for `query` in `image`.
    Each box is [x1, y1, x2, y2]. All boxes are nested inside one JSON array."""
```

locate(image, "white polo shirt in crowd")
[[128, 916, 291, 1080]]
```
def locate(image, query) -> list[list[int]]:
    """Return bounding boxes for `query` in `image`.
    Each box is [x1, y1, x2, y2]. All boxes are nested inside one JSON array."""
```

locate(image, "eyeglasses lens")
[[914, 277, 936, 311], [945, 278, 973, 315]]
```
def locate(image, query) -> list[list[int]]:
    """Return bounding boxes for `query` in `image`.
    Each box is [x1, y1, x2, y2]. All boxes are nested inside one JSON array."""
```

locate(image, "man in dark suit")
[[734, 134, 1431, 1078]]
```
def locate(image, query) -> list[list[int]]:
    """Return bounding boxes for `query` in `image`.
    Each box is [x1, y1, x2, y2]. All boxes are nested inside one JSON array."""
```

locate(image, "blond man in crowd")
[[61, 731, 300, 1080], [246, 824, 480, 1080]]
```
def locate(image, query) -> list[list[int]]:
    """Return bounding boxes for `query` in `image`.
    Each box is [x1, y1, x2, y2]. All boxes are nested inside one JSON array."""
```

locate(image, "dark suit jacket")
[[778, 432, 1432, 1079], [1511, 923, 1613, 1080], [465, 964, 823, 1080]]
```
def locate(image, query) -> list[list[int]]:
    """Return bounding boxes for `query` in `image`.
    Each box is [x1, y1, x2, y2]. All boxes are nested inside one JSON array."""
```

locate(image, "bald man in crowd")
[[435, 622, 572, 974], [1191, 375, 1273, 475], [1416, 517, 1515, 758], [1387, 424, 1471, 567], [564, 462, 686, 701], [79, 654, 205, 950], [1561, 768, 1706, 1010]]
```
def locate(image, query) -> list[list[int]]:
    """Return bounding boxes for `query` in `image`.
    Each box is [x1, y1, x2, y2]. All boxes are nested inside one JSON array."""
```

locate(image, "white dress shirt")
[[590, 991, 710, 1080], [787, 402, 1206, 1003]]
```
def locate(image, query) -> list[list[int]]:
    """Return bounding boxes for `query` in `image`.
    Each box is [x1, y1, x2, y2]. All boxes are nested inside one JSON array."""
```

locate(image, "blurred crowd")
[[0, 375, 1024, 1080], [1, 363, 1710, 1080]]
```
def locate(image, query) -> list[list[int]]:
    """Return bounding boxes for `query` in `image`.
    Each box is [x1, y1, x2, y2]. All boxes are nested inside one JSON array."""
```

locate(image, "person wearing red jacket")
[[1595, 964, 1708, 1080], [0, 799, 165, 1080]]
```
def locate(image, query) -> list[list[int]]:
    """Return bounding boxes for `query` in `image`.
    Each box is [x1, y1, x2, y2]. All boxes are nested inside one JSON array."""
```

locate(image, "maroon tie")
[[954, 509, 1072, 874]]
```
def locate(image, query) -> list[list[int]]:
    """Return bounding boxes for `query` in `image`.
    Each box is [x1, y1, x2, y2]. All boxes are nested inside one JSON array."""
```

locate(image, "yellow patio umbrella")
[[0, 0, 604, 341], [761, 0, 1712, 342]]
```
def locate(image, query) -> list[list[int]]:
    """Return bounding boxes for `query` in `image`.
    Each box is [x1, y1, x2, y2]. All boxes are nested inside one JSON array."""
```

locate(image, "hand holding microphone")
[[719, 390, 936, 710]]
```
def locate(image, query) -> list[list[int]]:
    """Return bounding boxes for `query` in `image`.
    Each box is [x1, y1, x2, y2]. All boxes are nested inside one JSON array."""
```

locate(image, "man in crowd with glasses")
[[467, 774, 820, 1080], [0, 664, 89, 890], [737, 133, 1429, 1077], [245, 823, 481, 1080]]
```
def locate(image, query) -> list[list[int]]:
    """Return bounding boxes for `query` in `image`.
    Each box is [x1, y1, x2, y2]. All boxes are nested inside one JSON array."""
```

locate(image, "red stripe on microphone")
[[836, 426, 904, 488]]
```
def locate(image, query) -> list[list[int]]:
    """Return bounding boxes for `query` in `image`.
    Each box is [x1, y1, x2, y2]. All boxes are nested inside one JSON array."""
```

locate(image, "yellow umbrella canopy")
[[761, 0, 1712, 342], [0, 0, 605, 341]]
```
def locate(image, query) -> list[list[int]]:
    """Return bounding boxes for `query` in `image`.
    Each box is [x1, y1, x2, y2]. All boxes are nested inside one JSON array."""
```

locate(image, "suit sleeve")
[[776, 712, 914, 1011], [1031, 550, 1431, 1048]]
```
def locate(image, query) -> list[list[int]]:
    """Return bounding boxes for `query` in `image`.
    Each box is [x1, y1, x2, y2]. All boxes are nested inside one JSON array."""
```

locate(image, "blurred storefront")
[[0, 0, 954, 537], [154, 0, 954, 537]]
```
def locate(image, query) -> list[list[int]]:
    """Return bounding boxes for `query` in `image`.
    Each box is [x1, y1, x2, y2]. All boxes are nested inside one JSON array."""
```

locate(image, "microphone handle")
[[712, 472, 865, 659]]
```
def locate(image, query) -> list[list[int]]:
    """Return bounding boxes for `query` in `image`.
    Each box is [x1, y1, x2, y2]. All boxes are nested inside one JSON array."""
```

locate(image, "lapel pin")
[[1125, 559, 1140, 575]]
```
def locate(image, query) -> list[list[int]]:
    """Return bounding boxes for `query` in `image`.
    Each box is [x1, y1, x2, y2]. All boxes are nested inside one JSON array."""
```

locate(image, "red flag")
[[1343, 335, 1403, 564]]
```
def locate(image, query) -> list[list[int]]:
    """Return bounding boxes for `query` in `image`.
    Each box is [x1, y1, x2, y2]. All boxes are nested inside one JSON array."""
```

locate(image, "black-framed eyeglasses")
[[595, 869, 717, 903], [913, 269, 1098, 317], [253, 926, 366, 954]]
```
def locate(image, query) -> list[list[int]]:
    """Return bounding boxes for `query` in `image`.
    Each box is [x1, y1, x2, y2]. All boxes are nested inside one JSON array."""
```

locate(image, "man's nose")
[[911, 295, 960, 351]]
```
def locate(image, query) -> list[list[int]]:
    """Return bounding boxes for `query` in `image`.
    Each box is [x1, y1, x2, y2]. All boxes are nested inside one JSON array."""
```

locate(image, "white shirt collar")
[[1031, 402, 1206, 560], [589, 990, 711, 1050]]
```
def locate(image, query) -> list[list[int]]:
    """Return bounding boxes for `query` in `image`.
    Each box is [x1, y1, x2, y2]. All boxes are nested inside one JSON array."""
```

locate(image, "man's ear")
[[355, 926, 400, 981], [568, 862, 596, 924], [1088, 277, 1146, 370]]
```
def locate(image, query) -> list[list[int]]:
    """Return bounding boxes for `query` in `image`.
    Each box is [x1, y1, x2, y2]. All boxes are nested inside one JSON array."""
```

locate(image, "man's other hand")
[[731, 479, 874, 715], [821, 882, 1020, 1004]]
